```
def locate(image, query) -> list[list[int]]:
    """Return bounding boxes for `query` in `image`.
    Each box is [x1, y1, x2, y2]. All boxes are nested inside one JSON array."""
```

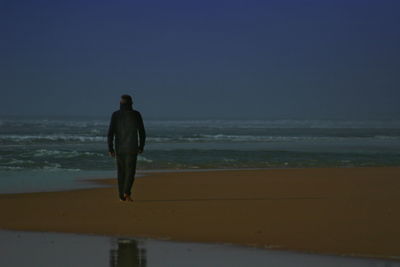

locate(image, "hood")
[[120, 103, 133, 111]]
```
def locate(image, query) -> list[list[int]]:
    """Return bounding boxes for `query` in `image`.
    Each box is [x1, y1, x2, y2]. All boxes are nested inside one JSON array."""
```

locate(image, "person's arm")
[[107, 113, 116, 157], [137, 111, 146, 153]]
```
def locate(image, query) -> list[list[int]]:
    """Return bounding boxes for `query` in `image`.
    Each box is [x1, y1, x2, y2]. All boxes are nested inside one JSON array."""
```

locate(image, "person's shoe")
[[124, 194, 133, 202], [119, 196, 126, 202]]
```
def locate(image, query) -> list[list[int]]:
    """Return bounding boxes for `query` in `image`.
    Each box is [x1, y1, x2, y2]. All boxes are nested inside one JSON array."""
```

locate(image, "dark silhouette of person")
[[109, 238, 147, 267], [108, 94, 146, 201]]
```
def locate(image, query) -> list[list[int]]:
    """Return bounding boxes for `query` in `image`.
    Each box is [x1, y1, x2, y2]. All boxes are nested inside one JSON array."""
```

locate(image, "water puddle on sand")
[[0, 230, 399, 267]]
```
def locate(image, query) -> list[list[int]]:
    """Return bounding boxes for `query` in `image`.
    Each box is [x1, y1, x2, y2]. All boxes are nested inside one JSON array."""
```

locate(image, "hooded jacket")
[[107, 103, 146, 154]]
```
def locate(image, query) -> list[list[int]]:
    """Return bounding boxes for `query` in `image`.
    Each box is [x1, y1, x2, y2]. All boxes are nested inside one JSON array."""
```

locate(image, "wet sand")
[[3, 230, 400, 267], [1, 167, 400, 260]]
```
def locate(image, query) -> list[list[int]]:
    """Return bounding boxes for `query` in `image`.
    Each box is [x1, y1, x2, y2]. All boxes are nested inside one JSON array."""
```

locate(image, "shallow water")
[[0, 169, 115, 194], [0, 230, 399, 267]]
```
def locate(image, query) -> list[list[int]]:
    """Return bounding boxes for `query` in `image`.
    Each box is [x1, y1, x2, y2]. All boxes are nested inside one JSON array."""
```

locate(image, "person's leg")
[[116, 154, 126, 200], [123, 153, 138, 199]]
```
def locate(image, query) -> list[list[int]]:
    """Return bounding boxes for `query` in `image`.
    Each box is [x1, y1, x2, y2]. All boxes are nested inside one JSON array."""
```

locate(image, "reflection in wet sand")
[[1, 230, 400, 267], [110, 238, 146, 267]]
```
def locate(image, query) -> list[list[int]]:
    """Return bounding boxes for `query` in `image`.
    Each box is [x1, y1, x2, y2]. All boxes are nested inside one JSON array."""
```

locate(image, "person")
[[108, 94, 146, 202]]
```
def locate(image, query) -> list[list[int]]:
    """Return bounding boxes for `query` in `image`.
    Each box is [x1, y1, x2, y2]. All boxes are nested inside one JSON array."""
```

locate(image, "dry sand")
[[1, 167, 400, 260]]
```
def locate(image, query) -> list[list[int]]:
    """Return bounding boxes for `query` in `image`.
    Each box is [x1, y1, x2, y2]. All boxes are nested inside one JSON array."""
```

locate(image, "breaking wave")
[[32, 149, 104, 158], [0, 135, 105, 144], [2, 134, 400, 145]]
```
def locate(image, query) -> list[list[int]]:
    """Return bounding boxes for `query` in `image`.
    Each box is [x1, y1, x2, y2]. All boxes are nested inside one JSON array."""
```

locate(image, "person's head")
[[120, 94, 133, 105]]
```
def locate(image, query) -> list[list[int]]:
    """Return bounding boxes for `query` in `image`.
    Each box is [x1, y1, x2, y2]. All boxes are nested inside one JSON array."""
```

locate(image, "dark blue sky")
[[1, 0, 399, 119]]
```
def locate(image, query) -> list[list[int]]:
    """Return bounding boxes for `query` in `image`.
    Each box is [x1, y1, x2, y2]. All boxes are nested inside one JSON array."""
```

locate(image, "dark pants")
[[116, 153, 138, 200]]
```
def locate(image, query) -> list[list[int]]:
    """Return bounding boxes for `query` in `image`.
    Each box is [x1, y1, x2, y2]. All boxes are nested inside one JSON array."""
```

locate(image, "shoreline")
[[1, 167, 400, 260], [3, 165, 398, 196]]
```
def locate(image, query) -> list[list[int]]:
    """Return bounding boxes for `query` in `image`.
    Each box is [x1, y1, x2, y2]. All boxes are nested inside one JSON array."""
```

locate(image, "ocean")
[[1, 116, 399, 192]]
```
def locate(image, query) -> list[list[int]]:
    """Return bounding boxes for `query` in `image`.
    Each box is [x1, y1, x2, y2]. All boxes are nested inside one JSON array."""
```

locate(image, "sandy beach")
[[1, 167, 400, 260]]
